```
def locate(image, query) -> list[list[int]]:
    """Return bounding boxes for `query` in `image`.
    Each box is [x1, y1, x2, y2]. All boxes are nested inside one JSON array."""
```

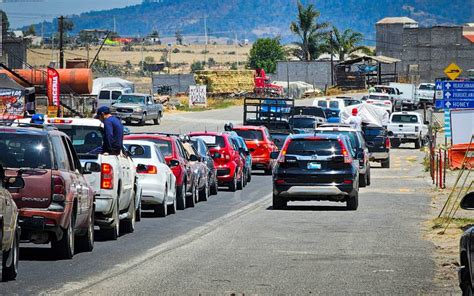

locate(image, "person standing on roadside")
[[95, 106, 124, 155]]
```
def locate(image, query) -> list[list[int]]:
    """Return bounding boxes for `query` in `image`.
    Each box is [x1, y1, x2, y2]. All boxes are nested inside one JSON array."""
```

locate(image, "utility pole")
[[113, 16, 116, 34], [329, 30, 334, 86], [58, 15, 64, 69], [86, 43, 90, 67]]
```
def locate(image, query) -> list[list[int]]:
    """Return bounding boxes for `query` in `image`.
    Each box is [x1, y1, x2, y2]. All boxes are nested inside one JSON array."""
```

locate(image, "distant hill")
[[26, 0, 473, 43]]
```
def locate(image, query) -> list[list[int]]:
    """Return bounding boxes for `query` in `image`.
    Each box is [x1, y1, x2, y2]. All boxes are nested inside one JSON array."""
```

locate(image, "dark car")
[[0, 165, 20, 281], [229, 133, 252, 185], [458, 192, 474, 295], [289, 115, 321, 134], [271, 134, 359, 210], [182, 140, 210, 205], [270, 130, 292, 150], [362, 124, 391, 168], [0, 125, 95, 259], [191, 138, 219, 196]]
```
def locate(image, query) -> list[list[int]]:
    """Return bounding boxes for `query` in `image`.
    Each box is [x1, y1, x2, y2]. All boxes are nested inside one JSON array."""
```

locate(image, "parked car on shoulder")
[[124, 140, 176, 217], [231, 125, 277, 175], [0, 165, 20, 281], [48, 118, 137, 240], [271, 134, 359, 210], [189, 132, 244, 192], [110, 93, 163, 126], [0, 125, 95, 259], [362, 124, 391, 168], [190, 137, 219, 196]]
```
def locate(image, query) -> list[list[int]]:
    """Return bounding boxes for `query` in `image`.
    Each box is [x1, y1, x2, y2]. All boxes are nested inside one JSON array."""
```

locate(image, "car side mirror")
[[460, 193, 474, 210], [169, 159, 180, 167], [270, 151, 279, 159], [84, 162, 101, 173], [212, 152, 221, 159], [189, 154, 199, 162]]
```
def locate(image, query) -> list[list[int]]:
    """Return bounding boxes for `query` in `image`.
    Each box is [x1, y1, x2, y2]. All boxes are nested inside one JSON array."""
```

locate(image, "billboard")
[[188, 85, 207, 107], [0, 88, 24, 119]]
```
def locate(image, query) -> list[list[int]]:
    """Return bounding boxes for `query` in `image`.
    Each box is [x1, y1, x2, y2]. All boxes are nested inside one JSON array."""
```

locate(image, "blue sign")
[[435, 99, 474, 109], [436, 81, 474, 91]]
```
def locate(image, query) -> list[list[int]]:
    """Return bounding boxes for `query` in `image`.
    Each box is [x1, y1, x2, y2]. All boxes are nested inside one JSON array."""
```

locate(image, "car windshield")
[[286, 139, 341, 156], [369, 95, 389, 101], [391, 114, 419, 123], [234, 130, 263, 141], [343, 99, 361, 106], [0, 133, 52, 169], [124, 144, 152, 159], [116, 95, 145, 104], [55, 125, 104, 155], [316, 130, 360, 149], [191, 135, 226, 148], [419, 84, 434, 91], [289, 117, 316, 128]]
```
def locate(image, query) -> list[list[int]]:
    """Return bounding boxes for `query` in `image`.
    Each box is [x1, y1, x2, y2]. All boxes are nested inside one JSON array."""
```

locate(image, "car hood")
[[112, 103, 144, 109]]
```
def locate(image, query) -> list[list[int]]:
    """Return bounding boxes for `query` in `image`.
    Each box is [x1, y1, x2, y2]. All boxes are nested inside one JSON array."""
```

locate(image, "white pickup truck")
[[48, 118, 140, 240], [386, 112, 428, 149]]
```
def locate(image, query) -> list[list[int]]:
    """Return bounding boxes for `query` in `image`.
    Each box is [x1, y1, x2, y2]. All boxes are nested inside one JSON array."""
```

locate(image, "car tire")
[[199, 181, 209, 202], [136, 196, 142, 222], [103, 202, 119, 240], [176, 184, 186, 210], [229, 173, 237, 192], [237, 173, 243, 190], [367, 169, 371, 186], [52, 214, 75, 259], [210, 178, 218, 196], [76, 209, 94, 253], [359, 174, 367, 188], [247, 170, 252, 183], [460, 265, 474, 296], [2, 229, 19, 281], [272, 193, 287, 210], [138, 114, 146, 126], [155, 201, 167, 217], [346, 191, 359, 211], [415, 138, 421, 149], [381, 158, 390, 168], [187, 184, 196, 208], [264, 168, 272, 175], [153, 113, 161, 125], [125, 119, 131, 125], [122, 198, 136, 233], [168, 194, 177, 214]]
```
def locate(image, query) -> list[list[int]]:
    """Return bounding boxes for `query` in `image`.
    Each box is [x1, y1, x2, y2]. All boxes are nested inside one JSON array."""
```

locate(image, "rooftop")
[[376, 17, 418, 25]]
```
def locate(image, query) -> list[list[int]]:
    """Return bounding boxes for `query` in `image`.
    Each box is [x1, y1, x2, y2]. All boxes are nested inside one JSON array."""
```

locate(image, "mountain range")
[[25, 0, 473, 43]]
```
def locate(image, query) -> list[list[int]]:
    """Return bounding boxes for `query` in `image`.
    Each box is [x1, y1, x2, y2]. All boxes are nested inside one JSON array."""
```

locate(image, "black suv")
[[362, 124, 391, 168], [271, 134, 359, 210]]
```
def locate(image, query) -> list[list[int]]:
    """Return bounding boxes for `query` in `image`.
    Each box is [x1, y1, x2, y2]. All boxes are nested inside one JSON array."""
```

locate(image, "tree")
[[175, 30, 183, 45], [290, 1, 329, 61], [0, 10, 9, 36], [247, 37, 286, 73], [191, 61, 204, 72], [324, 26, 372, 61], [24, 25, 36, 36]]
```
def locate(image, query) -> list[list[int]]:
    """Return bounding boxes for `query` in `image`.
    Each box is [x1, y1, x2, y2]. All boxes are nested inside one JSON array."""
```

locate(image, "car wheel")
[[168, 193, 177, 215], [155, 201, 167, 217], [125, 119, 131, 125], [153, 113, 162, 125], [229, 173, 237, 192], [136, 196, 142, 222], [237, 172, 243, 190], [359, 173, 367, 188], [176, 183, 186, 210], [2, 229, 19, 281], [381, 158, 390, 168], [138, 114, 146, 126], [264, 168, 272, 175], [346, 191, 359, 211], [103, 202, 119, 240], [367, 169, 371, 186], [52, 214, 75, 259], [210, 177, 218, 195], [199, 180, 209, 202], [76, 208, 94, 252], [415, 138, 421, 149], [122, 197, 136, 233], [272, 193, 287, 210], [460, 265, 474, 296], [247, 170, 252, 182], [391, 139, 400, 148], [187, 183, 196, 208]]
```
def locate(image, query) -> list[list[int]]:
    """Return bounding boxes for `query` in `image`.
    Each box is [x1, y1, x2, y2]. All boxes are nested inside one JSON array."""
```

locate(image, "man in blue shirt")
[[95, 106, 124, 155]]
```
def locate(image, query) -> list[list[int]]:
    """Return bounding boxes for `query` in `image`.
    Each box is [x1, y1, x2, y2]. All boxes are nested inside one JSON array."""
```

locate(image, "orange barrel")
[[0, 68, 93, 94]]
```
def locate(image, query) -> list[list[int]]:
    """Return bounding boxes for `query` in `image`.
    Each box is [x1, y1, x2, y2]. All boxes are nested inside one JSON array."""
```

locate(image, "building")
[[2, 36, 28, 69], [376, 17, 474, 82]]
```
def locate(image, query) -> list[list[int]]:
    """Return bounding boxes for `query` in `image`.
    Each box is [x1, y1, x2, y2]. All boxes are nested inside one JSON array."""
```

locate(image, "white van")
[[96, 87, 133, 107]]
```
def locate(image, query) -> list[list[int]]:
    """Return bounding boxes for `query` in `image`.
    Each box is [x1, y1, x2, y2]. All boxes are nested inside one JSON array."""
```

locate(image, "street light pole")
[[329, 30, 334, 86]]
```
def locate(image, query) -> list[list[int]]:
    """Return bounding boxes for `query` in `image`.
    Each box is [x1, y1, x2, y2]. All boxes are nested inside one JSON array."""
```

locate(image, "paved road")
[[2, 100, 437, 295]]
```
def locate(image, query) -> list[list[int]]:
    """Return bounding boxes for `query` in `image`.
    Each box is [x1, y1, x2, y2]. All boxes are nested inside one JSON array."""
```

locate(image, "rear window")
[[316, 130, 360, 149], [364, 128, 385, 137], [234, 130, 263, 141], [271, 133, 289, 149], [0, 133, 52, 169], [419, 84, 434, 91], [391, 114, 419, 123], [124, 144, 152, 159], [369, 95, 389, 101], [55, 125, 103, 155], [133, 138, 172, 156], [98, 90, 109, 100], [191, 135, 226, 148], [286, 139, 341, 156], [289, 117, 316, 129], [316, 100, 327, 108]]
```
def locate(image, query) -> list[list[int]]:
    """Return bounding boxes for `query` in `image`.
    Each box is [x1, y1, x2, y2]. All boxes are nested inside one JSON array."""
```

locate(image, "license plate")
[[397, 134, 404, 138], [307, 162, 321, 170]]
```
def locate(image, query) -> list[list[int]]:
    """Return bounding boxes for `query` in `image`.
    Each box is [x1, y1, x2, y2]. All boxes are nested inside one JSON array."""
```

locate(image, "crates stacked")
[[195, 70, 254, 94]]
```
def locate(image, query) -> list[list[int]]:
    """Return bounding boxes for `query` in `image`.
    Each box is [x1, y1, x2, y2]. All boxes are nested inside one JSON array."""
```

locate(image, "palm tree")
[[290, 1, 329, 61], [325, 27, 372, 61]]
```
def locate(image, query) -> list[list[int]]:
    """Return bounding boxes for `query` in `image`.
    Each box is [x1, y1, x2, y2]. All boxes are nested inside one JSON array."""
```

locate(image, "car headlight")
[[134, 107, 143, 112]]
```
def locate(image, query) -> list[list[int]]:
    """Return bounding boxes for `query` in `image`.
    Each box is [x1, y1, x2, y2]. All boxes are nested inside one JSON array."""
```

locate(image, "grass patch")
[[175, 97, 243, 112], [432, 217, 474, 230]]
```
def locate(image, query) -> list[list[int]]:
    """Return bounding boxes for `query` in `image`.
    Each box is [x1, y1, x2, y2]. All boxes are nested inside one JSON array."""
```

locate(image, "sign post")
[[188, 85, 207, 107]]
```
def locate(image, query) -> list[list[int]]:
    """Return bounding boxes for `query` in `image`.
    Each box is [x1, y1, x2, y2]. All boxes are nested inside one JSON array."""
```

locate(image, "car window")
[[98, 90, 110, 101], [316, 130, 360, 149], [234, 130, 264, 141], [54, 125, 103, 155], [286, 139, 341, 156], [364, 128, 385, 137], [191, 135, 226, 149], [135, 138, 172, 157], [112, 91, 122, 101], [419, 84, 434, 91], [124, 144, 152, 159], [116, 95, 145, 104], [176, 141, 189, 159], [0, 134, 52, 169], [289, 117, 315, 128], [317, 101, 327, 108], [61, 136, 77, 171], [154, 145, 165, 163], [391, 114, 419, 123], [51, 136, 70, 171], [329, 101, 340, 109]]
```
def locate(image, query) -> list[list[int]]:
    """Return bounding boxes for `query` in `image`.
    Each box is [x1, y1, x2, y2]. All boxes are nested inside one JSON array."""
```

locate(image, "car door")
[[175, 140, 193, 189], [154, 145, 174, 199], [146, 96, 157, 119], [118, 151, 134, 211]]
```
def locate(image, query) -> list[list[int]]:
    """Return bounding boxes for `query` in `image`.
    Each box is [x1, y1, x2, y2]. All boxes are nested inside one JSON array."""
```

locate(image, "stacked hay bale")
[[195, 70, 254, 94]]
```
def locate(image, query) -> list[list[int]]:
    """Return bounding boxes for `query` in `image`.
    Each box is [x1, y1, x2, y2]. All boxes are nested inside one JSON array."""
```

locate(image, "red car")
[[125, 134, 195, 209], [232, 125, 278, 174], [189, 132, 244, 192]]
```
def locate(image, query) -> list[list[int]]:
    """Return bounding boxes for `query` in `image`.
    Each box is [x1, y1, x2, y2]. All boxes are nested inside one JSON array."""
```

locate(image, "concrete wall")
[[275, 61, 332, 89]]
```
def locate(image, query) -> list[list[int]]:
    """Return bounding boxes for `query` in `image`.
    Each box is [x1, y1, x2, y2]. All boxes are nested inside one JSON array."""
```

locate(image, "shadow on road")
[[20, 247, 58, 261], [266, 205, 349, 211]]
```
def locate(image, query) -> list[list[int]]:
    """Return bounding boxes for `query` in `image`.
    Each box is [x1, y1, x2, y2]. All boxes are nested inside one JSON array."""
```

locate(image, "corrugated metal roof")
[[376, 17, 418, 24], [338, 54, 400, 65]]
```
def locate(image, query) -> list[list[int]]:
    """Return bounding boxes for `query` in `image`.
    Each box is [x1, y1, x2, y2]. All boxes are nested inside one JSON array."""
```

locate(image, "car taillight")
[[278, 139, 291, 163], [366, 100, 373, 104], [101, 163, 114, 189], [137, 165, 157, 174], [343, 180, 353, 185], [338, 139, 352, 164], [385, 137, 391, 149], [384, 101, 391, 105], [52, 175, 66, 202]]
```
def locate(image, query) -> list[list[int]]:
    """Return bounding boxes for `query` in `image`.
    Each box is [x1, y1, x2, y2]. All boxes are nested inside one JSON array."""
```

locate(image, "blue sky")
[[0, 0, 142, 28]]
